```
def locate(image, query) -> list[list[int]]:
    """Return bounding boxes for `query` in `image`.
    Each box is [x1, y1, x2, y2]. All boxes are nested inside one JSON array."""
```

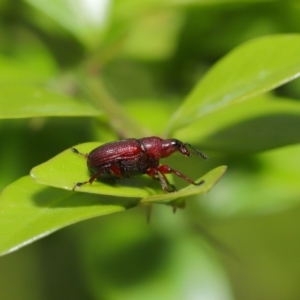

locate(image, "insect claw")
[[70, 147, 79, 154], [72, 182, 86, 191], [168, 184, 177, 192], [71, 147, 88, 158]]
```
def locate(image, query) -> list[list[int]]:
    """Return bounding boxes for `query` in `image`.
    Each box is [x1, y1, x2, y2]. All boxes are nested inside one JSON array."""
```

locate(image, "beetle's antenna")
[[185, 144, 209, 160]]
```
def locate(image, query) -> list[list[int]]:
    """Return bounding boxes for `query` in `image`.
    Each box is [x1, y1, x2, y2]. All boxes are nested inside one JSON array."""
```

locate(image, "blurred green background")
[[1, 0, 300, 299]]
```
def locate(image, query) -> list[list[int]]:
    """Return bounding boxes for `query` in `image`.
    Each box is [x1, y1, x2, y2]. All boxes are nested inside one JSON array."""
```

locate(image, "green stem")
[[86, 77, 151, 138]]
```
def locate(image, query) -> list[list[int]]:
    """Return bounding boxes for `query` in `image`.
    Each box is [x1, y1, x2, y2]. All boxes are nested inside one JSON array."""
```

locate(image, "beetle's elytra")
[[71, 136, 208, 192]]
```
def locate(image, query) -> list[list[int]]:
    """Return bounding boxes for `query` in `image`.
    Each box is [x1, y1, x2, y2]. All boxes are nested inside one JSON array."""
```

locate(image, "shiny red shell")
[[72, 136, 208, 192]]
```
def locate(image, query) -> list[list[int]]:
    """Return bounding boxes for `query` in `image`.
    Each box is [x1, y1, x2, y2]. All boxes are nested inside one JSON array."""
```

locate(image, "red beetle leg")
[[157, 164, 205, 187], [72, 163, 125, 191], [145, 168, 177, 192], [108, 164, 124, 177], [159, 171, 177, 192], [72, 169, 104, 190]]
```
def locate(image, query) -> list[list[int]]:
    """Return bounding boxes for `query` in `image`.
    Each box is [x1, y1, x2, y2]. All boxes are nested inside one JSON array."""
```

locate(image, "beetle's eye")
[[171, 140, 181, 148]]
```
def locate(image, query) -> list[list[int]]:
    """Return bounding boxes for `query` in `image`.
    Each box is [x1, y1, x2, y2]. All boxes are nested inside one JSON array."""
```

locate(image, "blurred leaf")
[[166, 34, 300, 134], [165, 0, 274, 5], [86, 78, 151, 137], [0, 84, 101, 118], [125, 98, 179, 135], [0, 176, 138, 256], [25, 0, 110, 48], [174, 94, 300, 153], [111, 0, 167, 21], [0, 51, 56, 83], [204, 205, 300, 300], [80, 213, 234, 300], [200, 144, 300, 217], [122, 10, 184, 60]]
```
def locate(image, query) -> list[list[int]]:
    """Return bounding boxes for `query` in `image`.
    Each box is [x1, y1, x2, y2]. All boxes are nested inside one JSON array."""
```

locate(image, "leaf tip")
[[29, 168, 37, 180]]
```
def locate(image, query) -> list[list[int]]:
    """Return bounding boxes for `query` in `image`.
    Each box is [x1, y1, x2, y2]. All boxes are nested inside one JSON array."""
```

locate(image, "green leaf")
[[174, 94, 300, 153], [0, 176, 138, 256], [0, 50, 56, 83], [81, 214, 234, 300], [166, 34, 300, 134], [1, 158, 225, 256], [25, 0, 109, 49], [122, 10, 184, 61], [86, 78, 151, 137], [200, 144, 300, 216], [0, 84, 101, 119]]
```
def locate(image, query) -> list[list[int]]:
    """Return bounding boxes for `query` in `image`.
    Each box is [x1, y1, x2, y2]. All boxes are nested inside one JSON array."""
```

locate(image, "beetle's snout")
[[180, 145, 191, 157]]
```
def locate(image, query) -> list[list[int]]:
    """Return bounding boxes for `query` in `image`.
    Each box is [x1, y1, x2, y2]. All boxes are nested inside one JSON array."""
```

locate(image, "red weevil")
[[71, 136, 208, 192]]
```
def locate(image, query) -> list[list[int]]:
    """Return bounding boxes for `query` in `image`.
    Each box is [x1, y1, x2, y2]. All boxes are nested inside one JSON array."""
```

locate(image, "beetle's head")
[[161, 139, 208, 160]]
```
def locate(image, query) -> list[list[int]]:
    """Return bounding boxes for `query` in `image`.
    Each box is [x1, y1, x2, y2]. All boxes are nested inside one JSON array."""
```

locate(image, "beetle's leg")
[[73, 163, 124, 191], [71, 147, 88, 158], [72, 181, 88, 190], [157, 165, 205, 187], [159, 172, 177, 192], [108, 164, 124, 177], [145, 168, 176, 192], [72, 169, 104, 190]]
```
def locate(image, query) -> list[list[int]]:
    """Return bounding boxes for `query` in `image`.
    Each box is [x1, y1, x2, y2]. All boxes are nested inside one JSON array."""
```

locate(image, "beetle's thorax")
[[139, 137, 190, 162], [139, 136, 164, 163]]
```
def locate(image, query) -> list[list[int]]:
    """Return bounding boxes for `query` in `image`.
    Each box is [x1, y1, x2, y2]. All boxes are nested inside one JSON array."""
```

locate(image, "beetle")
[[71, 136, 208, 192]]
